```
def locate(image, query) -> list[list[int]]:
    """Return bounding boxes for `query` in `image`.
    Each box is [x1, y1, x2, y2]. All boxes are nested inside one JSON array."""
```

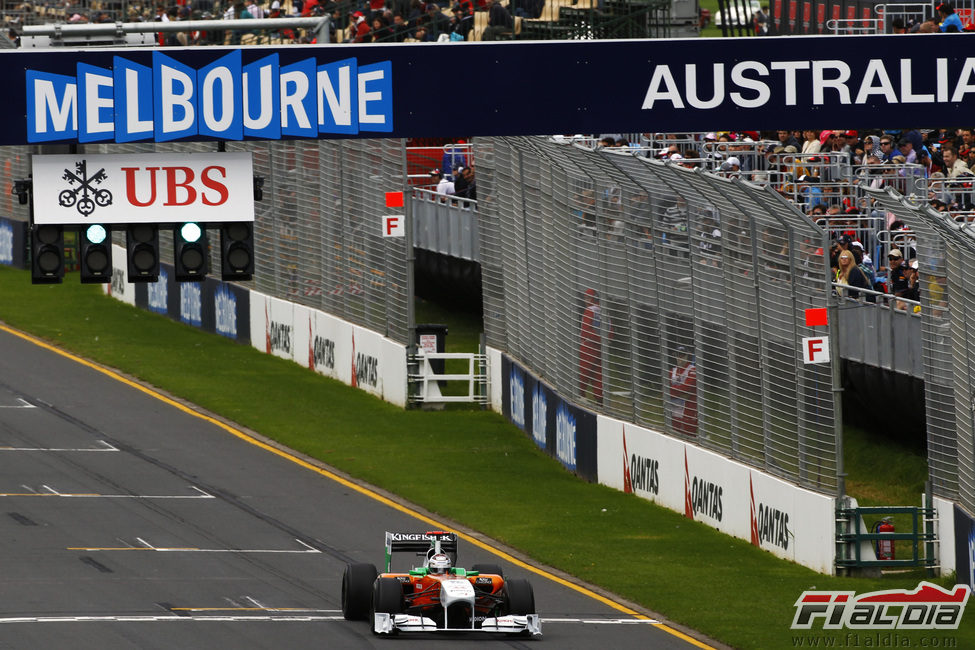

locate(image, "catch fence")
[[476, 136, 840, 494], [863, 186, 973, 513]]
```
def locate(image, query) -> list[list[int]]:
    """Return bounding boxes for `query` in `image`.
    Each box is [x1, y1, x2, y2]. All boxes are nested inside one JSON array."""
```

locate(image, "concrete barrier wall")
[[104, 244, 407, 407], [493, 345, 837, 574]]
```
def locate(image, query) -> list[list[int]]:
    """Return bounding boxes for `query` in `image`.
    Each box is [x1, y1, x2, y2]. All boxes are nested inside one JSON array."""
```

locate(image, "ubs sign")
[[31, 152, 254, 224]]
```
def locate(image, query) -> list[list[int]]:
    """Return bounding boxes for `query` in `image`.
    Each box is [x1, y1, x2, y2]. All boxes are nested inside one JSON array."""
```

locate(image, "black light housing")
[[30, 223, 64, 284], [173, 222, 208, 282], [219, 222, 254, 281], [79, 223, 112, 284], [125, 223, 159, 283]]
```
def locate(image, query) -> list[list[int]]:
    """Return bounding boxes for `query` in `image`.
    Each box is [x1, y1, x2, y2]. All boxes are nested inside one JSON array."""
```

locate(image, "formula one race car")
[[341, 530, 541, 637]]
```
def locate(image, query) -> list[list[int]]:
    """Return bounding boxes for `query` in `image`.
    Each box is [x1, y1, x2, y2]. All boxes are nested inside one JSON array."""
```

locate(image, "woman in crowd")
[[835, 249, 872, 300]]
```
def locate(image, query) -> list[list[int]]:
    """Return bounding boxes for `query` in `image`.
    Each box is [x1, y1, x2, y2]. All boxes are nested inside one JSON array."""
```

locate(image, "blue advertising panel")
[[0, 217, 28, 269], [206, 275, 251, 343], [136, 262, 251, 344], [501, 354, 597, 482], [954, 504, 975, 590], [12, 36, 975, 145]]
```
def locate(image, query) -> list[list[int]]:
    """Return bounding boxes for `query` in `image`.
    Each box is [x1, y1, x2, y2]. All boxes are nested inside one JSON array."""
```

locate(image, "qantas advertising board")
[[10, 37, 975, 145], [597, 416, 836, 573]]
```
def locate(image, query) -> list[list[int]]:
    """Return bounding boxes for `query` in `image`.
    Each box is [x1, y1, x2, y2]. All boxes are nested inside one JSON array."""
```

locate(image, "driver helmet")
[[428, 553, 451, 575]]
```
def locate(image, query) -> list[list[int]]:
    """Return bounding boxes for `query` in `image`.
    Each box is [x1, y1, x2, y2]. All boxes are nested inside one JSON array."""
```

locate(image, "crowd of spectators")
[[333, 0, 516, 43], [585, 127, 971, 314], [3, 0, 522, 43]]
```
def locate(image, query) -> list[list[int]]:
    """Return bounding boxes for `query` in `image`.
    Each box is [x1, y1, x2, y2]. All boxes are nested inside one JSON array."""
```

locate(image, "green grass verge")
[[2, 265, 972, 649]]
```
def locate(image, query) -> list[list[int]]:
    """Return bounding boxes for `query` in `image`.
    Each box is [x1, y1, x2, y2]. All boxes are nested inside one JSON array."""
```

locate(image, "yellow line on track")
[[0, 322, 714, 649]]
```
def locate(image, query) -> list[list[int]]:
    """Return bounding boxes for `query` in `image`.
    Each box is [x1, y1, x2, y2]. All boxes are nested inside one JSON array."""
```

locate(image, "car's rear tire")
[[371, 577, 404, 634], [504, 578, 535, 615], [341, 563, 377, 621], [471, 563, 504, 578]]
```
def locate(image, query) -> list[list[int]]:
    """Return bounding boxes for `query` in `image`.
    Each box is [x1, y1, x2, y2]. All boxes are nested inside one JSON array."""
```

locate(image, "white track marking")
[[0, 615, 341, 623], [0, 398, 35, 408], [69, 538, 322, 554], [0, 614, 657, 625], [0, 440, 117, 452], [544, 617, 661, 624], [0, 485, 214, 499]]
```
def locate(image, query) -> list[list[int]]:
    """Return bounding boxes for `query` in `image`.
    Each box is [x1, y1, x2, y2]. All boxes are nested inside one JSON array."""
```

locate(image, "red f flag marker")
[[385, 191, 404, 208], [805, 307, 828, 327]]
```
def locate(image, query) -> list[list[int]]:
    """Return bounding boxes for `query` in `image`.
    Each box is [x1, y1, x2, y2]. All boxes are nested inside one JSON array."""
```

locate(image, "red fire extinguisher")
[[874, 517, 895, 560]]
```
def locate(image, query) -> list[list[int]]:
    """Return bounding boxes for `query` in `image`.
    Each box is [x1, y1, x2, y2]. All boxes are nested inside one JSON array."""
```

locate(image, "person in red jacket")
[[669, 346, 698, 436], [579, 288, 604, 402], [348, 11, 371, 42]]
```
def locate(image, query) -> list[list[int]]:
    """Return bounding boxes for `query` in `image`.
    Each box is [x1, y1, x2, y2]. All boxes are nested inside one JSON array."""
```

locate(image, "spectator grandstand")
[[415, 128, 968, 314], [1, 0, 677, 43]]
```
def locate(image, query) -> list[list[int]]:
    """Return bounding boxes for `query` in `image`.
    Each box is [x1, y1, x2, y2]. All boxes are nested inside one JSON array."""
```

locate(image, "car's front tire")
[[341, 562, 378, 621], [504, 577, 535, 615], [370, 577, 404, 635]]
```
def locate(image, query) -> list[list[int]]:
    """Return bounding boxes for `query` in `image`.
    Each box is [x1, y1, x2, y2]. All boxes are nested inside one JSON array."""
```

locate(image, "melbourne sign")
[[7, 37, 975, 144], [31, 152, 254, 224], [25, 50, 392, 143]]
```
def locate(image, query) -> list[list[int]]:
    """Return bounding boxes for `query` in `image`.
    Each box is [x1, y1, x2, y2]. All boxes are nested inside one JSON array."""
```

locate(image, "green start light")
[[86, 224, 108, 244], [180, 222, 203, 243]]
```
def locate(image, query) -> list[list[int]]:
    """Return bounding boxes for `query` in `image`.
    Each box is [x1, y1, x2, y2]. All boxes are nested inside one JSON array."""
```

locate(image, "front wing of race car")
[[373, 613, 542, 636]]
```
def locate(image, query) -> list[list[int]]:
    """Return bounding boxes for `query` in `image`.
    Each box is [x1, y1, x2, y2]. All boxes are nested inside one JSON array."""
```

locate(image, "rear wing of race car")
[[384, 531, 458, 572]]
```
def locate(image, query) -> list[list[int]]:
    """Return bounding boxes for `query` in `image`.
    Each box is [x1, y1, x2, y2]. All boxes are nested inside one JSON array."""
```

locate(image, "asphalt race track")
[[0, 325, 714, 649]]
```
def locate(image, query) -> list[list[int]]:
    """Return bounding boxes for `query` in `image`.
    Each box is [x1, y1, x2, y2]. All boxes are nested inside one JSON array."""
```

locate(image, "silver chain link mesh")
[[477, 136, 839, 494], [862, 187, 967, 510]]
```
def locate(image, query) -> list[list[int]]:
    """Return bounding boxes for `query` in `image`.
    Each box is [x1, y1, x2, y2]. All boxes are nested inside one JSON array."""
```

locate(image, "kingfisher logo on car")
[[388, 533, 429, 542]]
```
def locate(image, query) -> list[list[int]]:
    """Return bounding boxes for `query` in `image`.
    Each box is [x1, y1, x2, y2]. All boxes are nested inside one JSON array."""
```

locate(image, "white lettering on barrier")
[[641, 57, 975, 111], [555, 402, 576, 471], [532, 384, 546, 449], [509, 367, 525, 430], [0, 221, 13, 265]]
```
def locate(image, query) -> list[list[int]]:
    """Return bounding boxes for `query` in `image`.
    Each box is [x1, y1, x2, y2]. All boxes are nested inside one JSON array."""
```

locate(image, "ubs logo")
[[59, 160, 112, 216]]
